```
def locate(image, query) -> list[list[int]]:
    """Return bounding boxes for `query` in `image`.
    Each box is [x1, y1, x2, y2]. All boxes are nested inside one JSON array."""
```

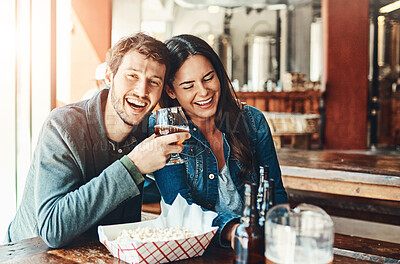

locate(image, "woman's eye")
[[204, 75, 214, 81], [183, 85, 194, 90]]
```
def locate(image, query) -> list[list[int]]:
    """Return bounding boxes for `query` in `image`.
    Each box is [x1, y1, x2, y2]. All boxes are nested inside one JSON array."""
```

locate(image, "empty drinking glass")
[[265, 203, 334, 264]]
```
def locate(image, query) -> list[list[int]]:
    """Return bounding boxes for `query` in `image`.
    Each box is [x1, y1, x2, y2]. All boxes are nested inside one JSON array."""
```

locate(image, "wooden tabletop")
[[275, 148, 400, 226], [1, 231, 399, 263], [277, 148, 400, 177], [1, 208, 399, 263], [276, 148, 400, 202]]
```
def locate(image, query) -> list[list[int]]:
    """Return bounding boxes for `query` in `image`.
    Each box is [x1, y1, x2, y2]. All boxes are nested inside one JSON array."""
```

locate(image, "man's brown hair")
[[107, 32, 170, 77]]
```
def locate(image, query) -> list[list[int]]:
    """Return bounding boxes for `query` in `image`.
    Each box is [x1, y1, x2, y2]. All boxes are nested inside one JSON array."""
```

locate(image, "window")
[[0, 0, 65, 240]]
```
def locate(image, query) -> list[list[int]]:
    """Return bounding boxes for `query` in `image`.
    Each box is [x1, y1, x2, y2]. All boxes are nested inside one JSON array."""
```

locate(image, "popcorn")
[[115, 226, 201, 242], [98, 194, 219, 264]]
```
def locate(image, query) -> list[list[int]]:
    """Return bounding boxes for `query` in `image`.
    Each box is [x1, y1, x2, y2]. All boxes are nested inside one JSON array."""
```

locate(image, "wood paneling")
[[71, 0, 112, 61], [322, 0, 369, 149], [236, 91, 322, 113]]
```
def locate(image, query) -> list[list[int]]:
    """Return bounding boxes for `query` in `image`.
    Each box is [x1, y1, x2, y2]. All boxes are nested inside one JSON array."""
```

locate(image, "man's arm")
[[35, 120, 140, 248]]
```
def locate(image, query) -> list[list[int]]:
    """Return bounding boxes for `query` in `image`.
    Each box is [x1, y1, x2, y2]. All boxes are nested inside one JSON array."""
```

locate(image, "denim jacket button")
[[209, 174, 215, 180], [206, 204, 212, 209]]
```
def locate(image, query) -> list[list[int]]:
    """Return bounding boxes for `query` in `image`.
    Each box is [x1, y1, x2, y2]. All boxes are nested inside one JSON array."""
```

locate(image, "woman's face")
[[168, 55, 221, 123]]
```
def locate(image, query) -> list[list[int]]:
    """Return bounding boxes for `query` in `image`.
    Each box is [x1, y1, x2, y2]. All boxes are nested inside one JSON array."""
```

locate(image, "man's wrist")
[[120, 155, 145, 185]]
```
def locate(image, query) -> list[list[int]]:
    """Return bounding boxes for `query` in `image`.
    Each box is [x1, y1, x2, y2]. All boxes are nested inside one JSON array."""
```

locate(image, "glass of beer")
[[265, 203, 334, 264], [154, 106, 189, 165]]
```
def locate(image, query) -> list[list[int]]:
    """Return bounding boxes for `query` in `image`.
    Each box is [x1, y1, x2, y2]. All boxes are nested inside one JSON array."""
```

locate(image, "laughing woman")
[[149, 34, 287, 247]]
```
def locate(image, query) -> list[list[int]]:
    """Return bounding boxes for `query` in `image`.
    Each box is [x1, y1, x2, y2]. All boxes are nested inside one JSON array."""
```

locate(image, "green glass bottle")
[[234, 183, 265, 264]]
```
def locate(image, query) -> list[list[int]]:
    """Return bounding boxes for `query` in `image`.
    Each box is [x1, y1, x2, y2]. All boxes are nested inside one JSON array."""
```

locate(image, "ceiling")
[[173, 0, 400, 21], [174, 0, 312, 9]]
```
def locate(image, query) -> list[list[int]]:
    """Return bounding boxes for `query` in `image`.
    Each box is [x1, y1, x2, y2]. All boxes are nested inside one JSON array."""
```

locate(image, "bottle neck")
[[241, 183, 260, 224], [257, 166, 265, 210], [241, 185, 251, 224], [250, 184, 260, 224], [260, 180, 270, 219], [268, 178, 275, 207]]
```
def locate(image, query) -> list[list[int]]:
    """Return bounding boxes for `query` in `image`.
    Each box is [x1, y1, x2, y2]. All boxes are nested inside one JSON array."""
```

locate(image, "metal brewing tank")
[[217, 33, 233, 79], [244, 22, 276, 92], [216, 10, 234, 80]]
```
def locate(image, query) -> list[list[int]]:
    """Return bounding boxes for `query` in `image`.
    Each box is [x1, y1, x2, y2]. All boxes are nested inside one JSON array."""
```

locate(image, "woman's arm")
[[153, 164, 240, 248], [249, 107, 288, 204]]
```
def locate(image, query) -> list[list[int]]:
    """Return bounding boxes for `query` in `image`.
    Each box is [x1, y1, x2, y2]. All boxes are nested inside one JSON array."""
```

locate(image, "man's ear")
[[105, 67, 113, 87], [166, 85, 177, 99]]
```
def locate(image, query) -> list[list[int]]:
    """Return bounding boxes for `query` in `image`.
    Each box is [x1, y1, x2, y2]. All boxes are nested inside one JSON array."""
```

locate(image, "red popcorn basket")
[[98, 194, 219, 264]]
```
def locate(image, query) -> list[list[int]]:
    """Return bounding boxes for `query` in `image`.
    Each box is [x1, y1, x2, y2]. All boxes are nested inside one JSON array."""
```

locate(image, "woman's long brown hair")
[[161, 34, 255, 182]]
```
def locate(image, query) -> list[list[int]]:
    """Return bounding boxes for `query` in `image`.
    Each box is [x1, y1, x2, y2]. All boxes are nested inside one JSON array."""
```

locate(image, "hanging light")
[[380, 0, 400, 14]]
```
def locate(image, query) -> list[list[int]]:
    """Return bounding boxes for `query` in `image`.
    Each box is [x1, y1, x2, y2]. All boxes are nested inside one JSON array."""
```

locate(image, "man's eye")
[[150, 80, 161, 87], [127, 74, 138, 79]]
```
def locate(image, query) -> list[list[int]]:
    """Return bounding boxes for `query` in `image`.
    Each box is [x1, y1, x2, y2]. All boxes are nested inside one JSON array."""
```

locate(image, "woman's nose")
[[197, 83, 208, 96]]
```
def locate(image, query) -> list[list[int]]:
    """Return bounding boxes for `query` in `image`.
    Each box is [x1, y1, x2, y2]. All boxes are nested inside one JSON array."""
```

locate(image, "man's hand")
[[127, 132, 191, 174]]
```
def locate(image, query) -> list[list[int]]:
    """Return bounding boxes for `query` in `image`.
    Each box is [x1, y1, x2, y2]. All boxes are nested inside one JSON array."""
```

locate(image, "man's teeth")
[[127, 98, 146, 107], [196, 97, 212, 105]]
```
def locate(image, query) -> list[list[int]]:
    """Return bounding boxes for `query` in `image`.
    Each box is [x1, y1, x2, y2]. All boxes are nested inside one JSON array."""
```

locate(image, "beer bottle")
[[268, 178, 275, 209], [259, 166, 273, 227], [257, 166, 265, 210], [234, 183, 265, 264], [259, 180, 269, 228]]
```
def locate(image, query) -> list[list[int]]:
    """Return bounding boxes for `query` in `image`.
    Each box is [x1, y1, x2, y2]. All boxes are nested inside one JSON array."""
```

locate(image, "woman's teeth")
[[196, 97, 212, 105]]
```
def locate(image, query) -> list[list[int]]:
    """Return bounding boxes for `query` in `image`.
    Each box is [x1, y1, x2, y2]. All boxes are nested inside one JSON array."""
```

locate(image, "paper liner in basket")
[[98, 194, 218, 264]]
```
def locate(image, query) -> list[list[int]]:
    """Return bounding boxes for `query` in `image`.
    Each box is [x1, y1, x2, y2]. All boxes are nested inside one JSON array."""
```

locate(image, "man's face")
[[107, 50, 166, 126]]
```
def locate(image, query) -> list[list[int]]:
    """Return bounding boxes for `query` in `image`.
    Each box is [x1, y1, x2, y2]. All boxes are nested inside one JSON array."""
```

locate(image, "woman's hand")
[[222, 222, 240, 249]]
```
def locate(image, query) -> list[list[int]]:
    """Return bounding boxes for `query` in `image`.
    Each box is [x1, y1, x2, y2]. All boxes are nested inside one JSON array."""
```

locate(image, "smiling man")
[[5, 33, 190, 248]]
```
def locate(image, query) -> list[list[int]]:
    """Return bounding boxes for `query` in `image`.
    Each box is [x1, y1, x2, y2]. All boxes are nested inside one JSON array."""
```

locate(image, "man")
[[5, 32, 190, 248]]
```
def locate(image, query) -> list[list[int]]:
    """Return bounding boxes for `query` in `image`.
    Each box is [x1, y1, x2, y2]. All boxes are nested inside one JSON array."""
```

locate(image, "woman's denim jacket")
[[149, 105, 287, 247]]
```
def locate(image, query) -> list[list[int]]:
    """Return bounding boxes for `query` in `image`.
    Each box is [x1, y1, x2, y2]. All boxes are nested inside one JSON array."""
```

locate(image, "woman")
[[150, 34, 287, 247]]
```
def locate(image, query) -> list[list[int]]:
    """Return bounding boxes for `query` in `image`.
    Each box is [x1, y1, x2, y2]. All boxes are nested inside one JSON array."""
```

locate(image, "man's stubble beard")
[[110, 83, 137, 127]]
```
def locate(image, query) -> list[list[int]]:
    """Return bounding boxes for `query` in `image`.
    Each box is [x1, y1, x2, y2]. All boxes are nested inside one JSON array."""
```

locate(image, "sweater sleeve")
[[120, 155, 145, 186], [34, 118, 142, 248]]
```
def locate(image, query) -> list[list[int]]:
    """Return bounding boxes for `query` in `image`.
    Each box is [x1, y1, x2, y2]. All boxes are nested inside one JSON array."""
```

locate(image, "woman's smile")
[[194, 96, 214, 108]]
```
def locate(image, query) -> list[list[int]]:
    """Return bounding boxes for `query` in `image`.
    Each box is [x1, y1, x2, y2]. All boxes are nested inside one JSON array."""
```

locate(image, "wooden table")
[[277, 148, 400, 201], [2, 211, 399, 264], [3, 151, 399, 263], [1, 231, 399, 263], [277, 148, 400, 225]]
